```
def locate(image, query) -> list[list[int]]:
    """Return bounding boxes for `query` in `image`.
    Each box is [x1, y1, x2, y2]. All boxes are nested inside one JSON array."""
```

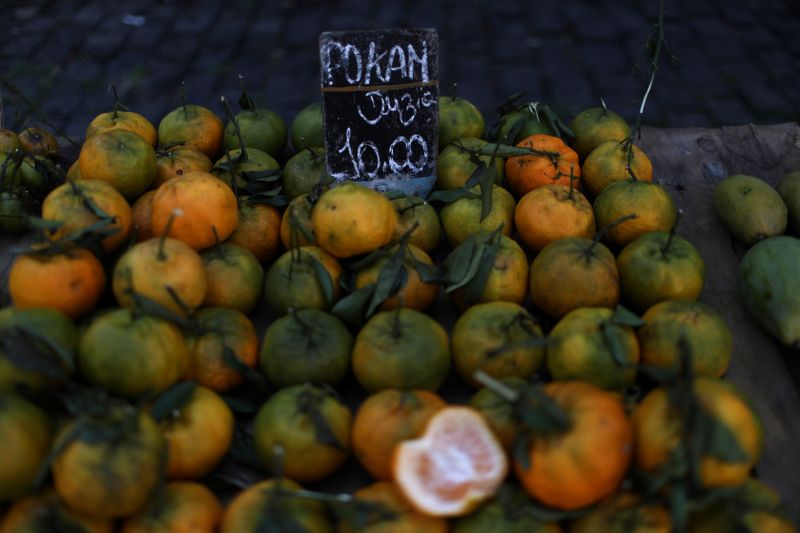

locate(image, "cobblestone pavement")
[[1, 0, 798, 141]]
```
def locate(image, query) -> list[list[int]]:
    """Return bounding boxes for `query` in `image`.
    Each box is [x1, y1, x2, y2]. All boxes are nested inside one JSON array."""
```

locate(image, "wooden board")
[[638, 122, 800, 517]]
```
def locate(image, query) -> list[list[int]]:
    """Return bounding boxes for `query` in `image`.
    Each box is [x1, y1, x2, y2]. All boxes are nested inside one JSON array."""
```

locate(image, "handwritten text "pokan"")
[[321, 40, 430, 86]]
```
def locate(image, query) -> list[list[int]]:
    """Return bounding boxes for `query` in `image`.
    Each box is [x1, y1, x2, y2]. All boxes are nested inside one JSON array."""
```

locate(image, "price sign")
[[319, 28, 439, 197]]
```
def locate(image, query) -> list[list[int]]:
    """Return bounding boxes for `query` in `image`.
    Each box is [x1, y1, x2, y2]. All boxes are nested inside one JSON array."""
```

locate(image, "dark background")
[[1, 0, 798, 141]]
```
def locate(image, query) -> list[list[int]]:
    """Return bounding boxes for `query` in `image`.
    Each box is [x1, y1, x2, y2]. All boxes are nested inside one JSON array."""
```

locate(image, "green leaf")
[[220, 394, 258, 414], [602, 322, 631, 367], [366, 251, 407, 316], [444, 243, 485, 293], [612, 305, 646, 327], [332, 284, 374, 327], [239, 93, 255, 111], [428, 187, 478, 204], [479, 166, 497, 221], [410, 256, 444, 284], [307, 254, 334, 308], [0, 326, 72, 380], [696, 409, 751, 463], [346, 247, 392, 272], [512, 431, 533, 470], [25, 215, 63, 231], [517, 385, 572, 435], [383, 190, 407, 201], [441, 235, 477, 284], [669, 481, 689, 533], [461, 240, 499, 304], [296, 387, 345, 452], [334, 499, 398, 530], [150, 380, 197, 422], [242, 169, 282, 182], [222, 346, 269, 392]]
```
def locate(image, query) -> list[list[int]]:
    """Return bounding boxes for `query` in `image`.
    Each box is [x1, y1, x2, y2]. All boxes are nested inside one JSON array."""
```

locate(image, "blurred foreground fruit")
[[0, 393, 52, 501], [0, 488, 113, 532], [121, 481, 222, 533], [393, 406, 507, 517], [339, 481, 449, 533], [569, 492, 670, 533], [513, 381, 633, 510]]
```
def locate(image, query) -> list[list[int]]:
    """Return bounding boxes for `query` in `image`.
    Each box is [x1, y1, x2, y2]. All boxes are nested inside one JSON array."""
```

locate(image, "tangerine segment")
[[393, 407, 507, 517]]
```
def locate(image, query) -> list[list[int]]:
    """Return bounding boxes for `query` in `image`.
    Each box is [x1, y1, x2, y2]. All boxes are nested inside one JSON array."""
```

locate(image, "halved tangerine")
[[392, 406, 507, 517]]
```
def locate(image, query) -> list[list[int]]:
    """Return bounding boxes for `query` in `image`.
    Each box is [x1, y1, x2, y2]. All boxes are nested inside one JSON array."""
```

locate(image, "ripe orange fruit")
[[581, 140, 653, 198], [18, 127, 58, 156], [220, 478, 331, 533], [290, 102, 324, 152], [569, 107, 631, 160], [436, 137, 503, 190], [439, 185, 515, 247], [52, 408, 166, 519], [131, 189, 157, 242], [0, 488, 113, 533], [638, 299, 732, 377], [112, 236, 207, 315], [438, 96, 485, 147], [514, 183, 595, 251], [311, 182, 397, 258], [86, 109, 157, 147], [154, 145, 212, 189], [227, 202, 282, 263], [158, 104, 224, 158], [569, 492, 671, 533], [546, 307, 639, 390], [78, 309, 189, 398], [121, 482, 222, 533], [160, 385, 234, 480], [260, 309, 352, 387], [66, 159, 82, 180], [253, 383, 351, 483], [593, 180, 677, 247], [42, 179, 133, 252], [451, 302, 545, 387], [150, 170, 239, 251], [351, 389, 447, 480], [355, 244, 438, 312], [529, 236, 620, 319], [339, 481, 449, 533], [280, 192, 317, 248], [9, 247, 106, 320], [186, 307, 259, 393], [514, 381, 633, 510], [450, 234, 529, 310], [79, 129, 157, 200], [504, 134, 581, 197], [634, 377, 763, 489], [263, 246, 343, 315], [0, 393, 53, 501], [352, 309, 451, 393], [391, 196, 441, 253], [201, 242, 264, 314], [393, 406, 507, 517]]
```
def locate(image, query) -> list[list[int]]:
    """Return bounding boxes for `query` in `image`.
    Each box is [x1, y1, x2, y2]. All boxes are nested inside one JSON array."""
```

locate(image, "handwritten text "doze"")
[[321, 41, 430, 86], [358, 89, 435, 126]]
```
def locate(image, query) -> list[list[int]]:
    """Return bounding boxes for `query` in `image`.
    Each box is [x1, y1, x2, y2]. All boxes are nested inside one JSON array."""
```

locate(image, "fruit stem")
[[211, 225, 224, 260], [288, 307, 315, 337], [179, 81, 189, 117], [157, 209, 181, 260], [473, 370, 519, 402], [586, 213, 637, 256], [449, 82, 457, 102], [109, 84, 121, 121], [238, 73, 256, 110], [661, 209, 682, 255], [220, 95, 248, 162], [600, 96, 609, 117]]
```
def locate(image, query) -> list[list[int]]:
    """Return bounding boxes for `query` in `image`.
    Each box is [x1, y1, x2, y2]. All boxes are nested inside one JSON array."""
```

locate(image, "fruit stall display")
[[1, 68, 800, 533]]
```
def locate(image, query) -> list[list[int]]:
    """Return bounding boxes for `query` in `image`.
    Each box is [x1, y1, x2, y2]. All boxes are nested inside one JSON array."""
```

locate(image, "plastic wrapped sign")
[[319, 28, 439, 198]]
